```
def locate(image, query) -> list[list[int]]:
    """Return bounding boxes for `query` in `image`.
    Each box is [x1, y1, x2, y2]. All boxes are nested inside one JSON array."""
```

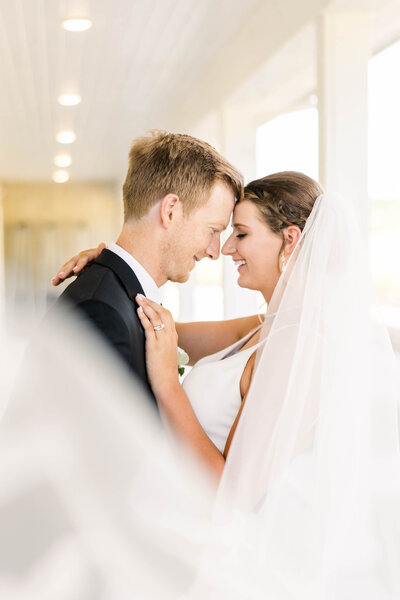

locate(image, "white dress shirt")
[[107, 242, 162, 304]]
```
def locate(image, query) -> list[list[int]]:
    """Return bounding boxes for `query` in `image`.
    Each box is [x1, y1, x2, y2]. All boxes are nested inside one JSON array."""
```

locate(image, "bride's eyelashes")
[[236, 233, 247, 239]]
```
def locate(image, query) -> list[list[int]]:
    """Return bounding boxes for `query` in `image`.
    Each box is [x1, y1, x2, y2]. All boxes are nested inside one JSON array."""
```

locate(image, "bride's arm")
[[224, 351, 256, 457], [176, 315, 260, 366], [51, 243, 106, 285], [136, 295, 225, 478], [152, 381, 225, 478]]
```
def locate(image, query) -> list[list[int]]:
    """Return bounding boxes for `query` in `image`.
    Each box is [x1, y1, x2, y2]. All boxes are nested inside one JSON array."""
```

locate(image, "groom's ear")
[[159, 193, 181, 228]]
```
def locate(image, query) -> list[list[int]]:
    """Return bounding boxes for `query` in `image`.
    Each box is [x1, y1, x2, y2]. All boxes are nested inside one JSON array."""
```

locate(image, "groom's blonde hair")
[[122, 130, 243, 221]]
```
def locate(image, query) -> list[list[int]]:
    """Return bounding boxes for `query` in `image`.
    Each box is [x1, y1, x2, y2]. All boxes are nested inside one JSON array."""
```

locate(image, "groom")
[[54, 131, 243, 404]]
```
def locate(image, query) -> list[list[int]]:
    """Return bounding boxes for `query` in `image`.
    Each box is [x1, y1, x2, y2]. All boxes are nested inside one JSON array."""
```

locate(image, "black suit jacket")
[[56, 248, 156, 405]]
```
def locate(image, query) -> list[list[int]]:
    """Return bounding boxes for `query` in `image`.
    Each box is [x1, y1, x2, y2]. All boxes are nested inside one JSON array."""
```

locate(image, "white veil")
[[202, 192, 400, 598], [0, 309, 219, 599]]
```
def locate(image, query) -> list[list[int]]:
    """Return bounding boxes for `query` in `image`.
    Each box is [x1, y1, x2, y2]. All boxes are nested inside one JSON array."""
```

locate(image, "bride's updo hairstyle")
[[243, 171, 324, 233]]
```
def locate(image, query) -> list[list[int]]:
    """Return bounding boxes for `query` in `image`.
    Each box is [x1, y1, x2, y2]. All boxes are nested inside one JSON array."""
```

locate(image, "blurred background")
[[0, 0, 399, 351]]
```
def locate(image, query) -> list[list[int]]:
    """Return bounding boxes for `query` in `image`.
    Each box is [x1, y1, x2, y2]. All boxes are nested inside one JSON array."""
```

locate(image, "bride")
[[53, 171, 400, 597]]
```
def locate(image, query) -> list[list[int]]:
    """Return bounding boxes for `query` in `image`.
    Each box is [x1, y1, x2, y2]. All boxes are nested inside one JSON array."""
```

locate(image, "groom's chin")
[[171, 271, 190, 284]]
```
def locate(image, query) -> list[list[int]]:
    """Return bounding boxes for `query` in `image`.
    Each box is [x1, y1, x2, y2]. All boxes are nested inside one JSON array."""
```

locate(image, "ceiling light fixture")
[[58, 93, 81, 106], [54, 154, 72, 168], [56, 131, 76, 144], [62, 18, 92, 32], [53, 170, 70, 183]]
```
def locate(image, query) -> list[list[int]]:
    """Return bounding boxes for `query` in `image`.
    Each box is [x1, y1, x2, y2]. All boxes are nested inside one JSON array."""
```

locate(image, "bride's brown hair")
[[243, 171, 324, 233]]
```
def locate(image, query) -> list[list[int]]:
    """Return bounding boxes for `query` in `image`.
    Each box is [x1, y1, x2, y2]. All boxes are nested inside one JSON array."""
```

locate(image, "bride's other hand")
[[51, 242, 106, 286], [136, 295, 180, 394]]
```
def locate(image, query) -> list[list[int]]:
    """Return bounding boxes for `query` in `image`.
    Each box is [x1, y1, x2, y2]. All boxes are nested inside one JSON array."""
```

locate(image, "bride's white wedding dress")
[[183, 324, 264, 453]]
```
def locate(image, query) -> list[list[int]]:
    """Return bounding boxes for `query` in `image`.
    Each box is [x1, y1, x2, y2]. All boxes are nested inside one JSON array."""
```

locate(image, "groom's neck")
[[116, 222, 166, 287]]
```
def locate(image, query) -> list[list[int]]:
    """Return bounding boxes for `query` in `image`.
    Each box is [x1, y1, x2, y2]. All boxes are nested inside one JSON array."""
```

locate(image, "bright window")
[[368, 40, 400, 327], [256, 108, 319, 179]]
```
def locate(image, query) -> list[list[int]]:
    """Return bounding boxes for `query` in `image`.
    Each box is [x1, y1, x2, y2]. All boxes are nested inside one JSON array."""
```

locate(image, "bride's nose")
[[221, 233, 235, 255]]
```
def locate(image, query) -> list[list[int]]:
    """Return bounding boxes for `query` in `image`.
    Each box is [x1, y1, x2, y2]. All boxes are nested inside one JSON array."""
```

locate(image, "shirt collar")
[[107, 242, 162, 304]]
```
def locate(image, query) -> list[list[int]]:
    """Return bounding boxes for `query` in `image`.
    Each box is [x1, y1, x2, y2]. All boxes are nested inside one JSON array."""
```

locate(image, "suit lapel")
[[94, 249, 145, 301]]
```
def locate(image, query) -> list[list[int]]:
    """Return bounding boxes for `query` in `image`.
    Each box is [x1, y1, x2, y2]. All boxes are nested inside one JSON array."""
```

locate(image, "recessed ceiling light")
[[56, 131, 76, 144], [62, 18, 92, 32], [54, 154, 72, 168], [53, 170, 70, 183], [58, 93, 81, 106]]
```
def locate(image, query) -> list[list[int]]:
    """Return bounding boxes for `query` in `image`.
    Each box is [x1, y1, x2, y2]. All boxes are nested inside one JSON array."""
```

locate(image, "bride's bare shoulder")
[[176, 315, 260, 365]]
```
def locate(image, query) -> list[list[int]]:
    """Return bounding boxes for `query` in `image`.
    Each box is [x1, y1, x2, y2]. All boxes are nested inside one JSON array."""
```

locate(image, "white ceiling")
[[0, 0, 261, 182], [1, 0, 399, 184]]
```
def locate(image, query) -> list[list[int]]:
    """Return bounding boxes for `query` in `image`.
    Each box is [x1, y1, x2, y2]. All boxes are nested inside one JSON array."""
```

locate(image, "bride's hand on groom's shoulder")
[[135, 295, 180, 395], [51, 243, 106, 286]]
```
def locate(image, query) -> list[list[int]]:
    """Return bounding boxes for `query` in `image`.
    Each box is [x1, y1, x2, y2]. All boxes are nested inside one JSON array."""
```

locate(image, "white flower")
[[177, 346, 189, 376]]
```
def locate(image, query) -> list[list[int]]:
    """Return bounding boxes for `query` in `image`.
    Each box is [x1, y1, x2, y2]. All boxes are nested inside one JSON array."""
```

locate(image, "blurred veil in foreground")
[[0, 306, 217, 600]]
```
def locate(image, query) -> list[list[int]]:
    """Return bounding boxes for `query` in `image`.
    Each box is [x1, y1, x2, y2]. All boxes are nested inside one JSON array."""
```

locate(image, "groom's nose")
[[206, 236, 220, 260]]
